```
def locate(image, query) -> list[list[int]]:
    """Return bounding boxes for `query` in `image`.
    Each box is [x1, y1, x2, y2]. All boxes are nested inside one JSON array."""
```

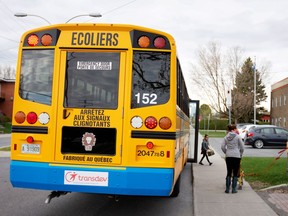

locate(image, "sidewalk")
[[192, 143, 278, 216]]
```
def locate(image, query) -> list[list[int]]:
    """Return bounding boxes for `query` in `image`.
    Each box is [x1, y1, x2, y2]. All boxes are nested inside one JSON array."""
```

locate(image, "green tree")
[[231, 57, 267, 123]]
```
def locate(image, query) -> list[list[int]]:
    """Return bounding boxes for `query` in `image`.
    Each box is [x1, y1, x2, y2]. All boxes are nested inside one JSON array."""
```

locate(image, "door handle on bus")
[[63, 109, 71, 119]]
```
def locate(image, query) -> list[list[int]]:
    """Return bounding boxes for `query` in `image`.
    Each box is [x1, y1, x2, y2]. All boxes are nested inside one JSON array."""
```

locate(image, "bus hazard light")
[[138, 36, 150, 48], [27, 34, 39, 46], [154, 37, 166, 49], [41, 34, 53, 46]]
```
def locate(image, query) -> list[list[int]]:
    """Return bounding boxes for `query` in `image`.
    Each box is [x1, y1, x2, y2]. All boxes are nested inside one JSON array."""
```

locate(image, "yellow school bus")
[[10, 23, 191, 200]]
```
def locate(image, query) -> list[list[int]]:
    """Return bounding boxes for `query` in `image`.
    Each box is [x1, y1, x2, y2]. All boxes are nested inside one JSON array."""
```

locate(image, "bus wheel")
[[170, 175, 181, 197]]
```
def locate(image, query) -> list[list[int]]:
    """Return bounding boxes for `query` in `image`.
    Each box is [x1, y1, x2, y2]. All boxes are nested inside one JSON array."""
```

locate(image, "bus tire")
[[170, 175, 181, 197]]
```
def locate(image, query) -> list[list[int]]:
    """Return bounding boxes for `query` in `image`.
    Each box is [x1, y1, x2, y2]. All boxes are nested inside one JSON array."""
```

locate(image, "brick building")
[[0, 78, 15, 119], [270, 77, 288, 128]]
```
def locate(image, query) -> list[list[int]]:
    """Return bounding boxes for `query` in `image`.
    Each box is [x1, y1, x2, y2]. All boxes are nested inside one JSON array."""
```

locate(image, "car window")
[[275, 128, 288, 134], [261, 128, 275, 134]]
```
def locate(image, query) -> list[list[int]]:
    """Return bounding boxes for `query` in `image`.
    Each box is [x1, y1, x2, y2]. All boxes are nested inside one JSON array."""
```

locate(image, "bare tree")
[[0, 65, 15, 79], [190, 41, 244, 115]]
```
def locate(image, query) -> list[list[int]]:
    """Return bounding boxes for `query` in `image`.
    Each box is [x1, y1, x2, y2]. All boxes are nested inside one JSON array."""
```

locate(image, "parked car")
[[240, 124, 276, 141], [245, 126, 288, 149]]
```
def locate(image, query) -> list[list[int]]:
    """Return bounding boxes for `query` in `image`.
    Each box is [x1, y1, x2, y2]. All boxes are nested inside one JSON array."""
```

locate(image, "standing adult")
[[221, 124, 244, 193], [199, 134, 213, 166]]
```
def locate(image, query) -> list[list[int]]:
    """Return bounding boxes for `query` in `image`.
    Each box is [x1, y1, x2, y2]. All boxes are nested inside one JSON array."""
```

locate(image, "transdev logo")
[[64, 170, 108, 186]]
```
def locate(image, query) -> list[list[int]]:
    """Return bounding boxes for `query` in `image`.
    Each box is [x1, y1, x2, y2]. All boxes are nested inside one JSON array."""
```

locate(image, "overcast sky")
[[1, 0, 288, 109]]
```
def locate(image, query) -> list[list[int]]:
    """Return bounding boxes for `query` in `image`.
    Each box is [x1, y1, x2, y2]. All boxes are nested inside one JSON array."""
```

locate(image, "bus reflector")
[[14, 111, 26, 124], [145, 116, 157, 129], [27, 112, 38, 124], [167, 151, 170, 158], [41, 34, 53, 46], [159, 117, 172, 130], [146, 141, 154, 149], [27, 34, 39, 46], [26, 136, 34, 143], [154, 37, 166, 49], [138, 36, 150, 48]]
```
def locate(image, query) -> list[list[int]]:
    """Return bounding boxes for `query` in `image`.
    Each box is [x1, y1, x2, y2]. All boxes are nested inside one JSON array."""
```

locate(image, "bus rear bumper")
[[10, 161, 174, 196]]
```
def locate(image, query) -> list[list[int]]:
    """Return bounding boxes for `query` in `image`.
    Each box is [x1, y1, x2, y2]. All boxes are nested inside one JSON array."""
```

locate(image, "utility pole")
[[253, 57, 256, 124], [227, 90, 232, 124]]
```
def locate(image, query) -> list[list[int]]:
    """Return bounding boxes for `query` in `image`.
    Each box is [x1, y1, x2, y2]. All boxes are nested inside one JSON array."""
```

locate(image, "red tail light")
[[27, 112, 38, 124], [247, 132, 254, 137], [145, 116, 157, 129]]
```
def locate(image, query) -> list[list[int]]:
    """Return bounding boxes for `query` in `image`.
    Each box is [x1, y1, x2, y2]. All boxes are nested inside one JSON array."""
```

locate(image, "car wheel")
[[254, 140, 264, 149]]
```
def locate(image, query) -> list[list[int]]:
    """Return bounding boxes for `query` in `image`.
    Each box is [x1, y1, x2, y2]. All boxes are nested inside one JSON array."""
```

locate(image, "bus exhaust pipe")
[[45, 191, 69, 204], [108, 195, 120, 202]]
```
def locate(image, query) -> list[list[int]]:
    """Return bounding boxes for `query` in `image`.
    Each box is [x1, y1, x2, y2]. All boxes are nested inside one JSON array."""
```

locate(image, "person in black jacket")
[[199, 134, 213, 166]]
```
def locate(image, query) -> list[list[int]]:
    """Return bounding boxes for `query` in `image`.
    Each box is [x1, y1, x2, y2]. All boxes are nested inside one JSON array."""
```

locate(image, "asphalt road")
[[209, 137, 287, 159], [0, 156, 194, 216]]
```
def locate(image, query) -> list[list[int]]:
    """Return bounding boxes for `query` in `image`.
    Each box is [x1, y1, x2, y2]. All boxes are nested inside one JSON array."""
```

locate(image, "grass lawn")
[[199, 130, 226, 138], [241, 157, 288, 190]]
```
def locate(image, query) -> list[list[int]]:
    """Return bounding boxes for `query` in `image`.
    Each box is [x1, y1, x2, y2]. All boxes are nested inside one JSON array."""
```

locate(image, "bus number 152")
[[135, 93, 157, 104]]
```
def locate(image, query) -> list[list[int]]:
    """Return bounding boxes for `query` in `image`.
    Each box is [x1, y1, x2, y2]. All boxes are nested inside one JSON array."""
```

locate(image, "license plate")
[[21, 144, 40, 154]]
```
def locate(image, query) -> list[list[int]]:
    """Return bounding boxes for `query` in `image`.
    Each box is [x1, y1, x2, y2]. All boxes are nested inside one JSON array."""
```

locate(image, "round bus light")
[[159, 117, 172, 130], [14, 111, 26, 124], [27, 34, 39, 46], [39, 112, 50, 125], [41, 34, 53, 46], [138, 36, 150, 48], [27, 112, 38, 124], [154, 37, 166, 49], [26, 136, 34, 143], [131, 116, 143, 129], [145, 116, 157, 129], [146, 141, 154, 149]]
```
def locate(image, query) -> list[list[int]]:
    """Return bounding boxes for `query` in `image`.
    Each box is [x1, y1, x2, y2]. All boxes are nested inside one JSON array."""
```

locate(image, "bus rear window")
[[19, 50, 54, 105], [64, 52, 120, 109], [131, 51, 170, 108]]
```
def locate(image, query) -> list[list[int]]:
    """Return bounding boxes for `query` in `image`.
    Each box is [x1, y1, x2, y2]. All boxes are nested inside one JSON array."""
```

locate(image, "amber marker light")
[[138, 36, 150, 48], [27, 34, 39, 46], [159, 117, 172, 130], [41, 34, 53, 46], [14, 111, 26, 124]]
